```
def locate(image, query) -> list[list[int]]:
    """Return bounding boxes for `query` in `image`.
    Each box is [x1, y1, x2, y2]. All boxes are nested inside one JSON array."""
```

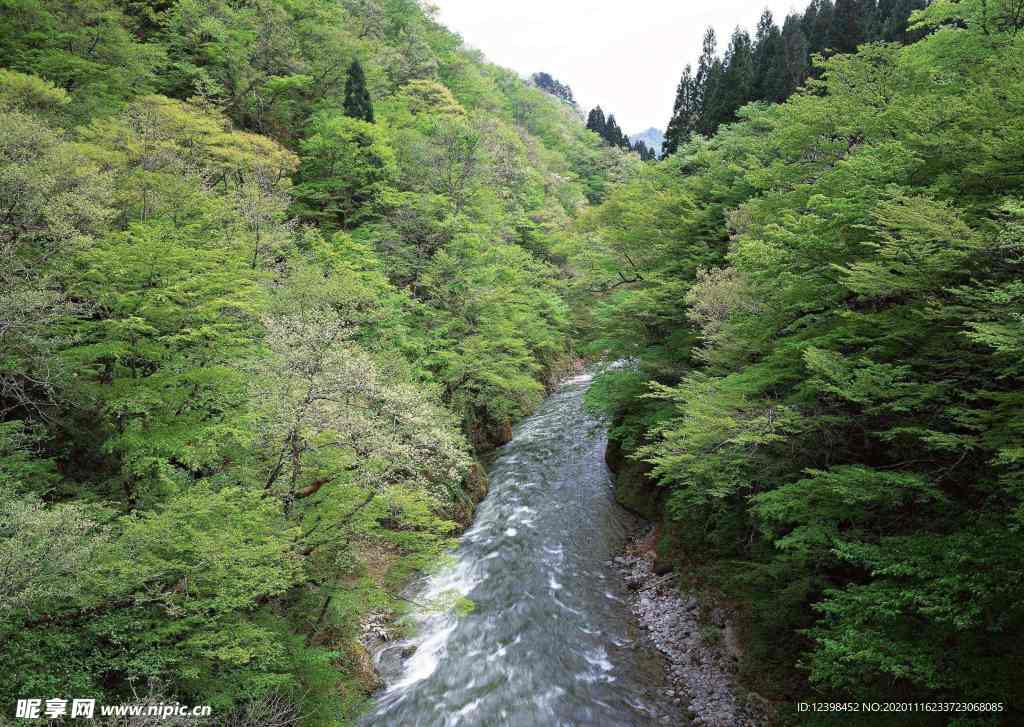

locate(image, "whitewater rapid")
[[362, 373, 678, 726]]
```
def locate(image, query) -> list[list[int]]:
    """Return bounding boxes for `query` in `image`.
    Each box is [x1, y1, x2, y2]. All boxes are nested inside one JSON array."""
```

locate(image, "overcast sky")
[[431, 0, 801, 133]]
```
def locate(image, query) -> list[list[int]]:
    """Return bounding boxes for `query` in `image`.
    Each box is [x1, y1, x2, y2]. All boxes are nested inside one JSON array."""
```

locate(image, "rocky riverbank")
[[614, 534, 769, 727]]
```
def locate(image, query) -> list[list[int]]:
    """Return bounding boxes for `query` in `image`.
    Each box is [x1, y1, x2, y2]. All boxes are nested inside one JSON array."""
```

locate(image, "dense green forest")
[[663, 0, 928, 155], [4, 0, 1024, 723], [0, 0, 636, 722], [578, 0, 1024, 721]]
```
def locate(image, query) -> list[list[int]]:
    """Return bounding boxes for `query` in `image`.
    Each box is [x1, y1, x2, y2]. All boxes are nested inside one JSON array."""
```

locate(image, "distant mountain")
[[629, 128, 665, 157]]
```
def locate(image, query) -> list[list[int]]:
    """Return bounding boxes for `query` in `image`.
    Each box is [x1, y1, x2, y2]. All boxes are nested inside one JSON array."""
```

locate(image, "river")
[[361, 372, 679, 726]]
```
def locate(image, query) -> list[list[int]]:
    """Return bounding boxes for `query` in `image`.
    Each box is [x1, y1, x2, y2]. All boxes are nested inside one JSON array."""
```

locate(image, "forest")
[[662, 0, 930, 154], [0, 0, 634, 723], [577, 0, 1024, 721], [2, 0, 1023, 724]]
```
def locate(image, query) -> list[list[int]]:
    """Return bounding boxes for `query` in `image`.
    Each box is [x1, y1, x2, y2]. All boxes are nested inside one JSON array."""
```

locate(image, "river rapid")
[[362, 372, 680, 726]]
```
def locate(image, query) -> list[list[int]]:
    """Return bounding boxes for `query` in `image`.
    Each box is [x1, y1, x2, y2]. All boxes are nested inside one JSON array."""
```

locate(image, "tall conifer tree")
[[586, 106, 607, 138], [753, 10, 787, 103], [782, 13, 811, 95], [810, 0, 835, 54], [718, 28, 755, 125], [664, 65, 699, 155], [694, 27, 721, 136], [604, 113, 625, 147], [833, 0, 866, 53], [343, 58, 374, 122]]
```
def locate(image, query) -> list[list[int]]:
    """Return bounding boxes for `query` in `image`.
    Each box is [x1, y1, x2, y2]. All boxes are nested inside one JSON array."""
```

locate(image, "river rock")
[[612, 538, 768, 727]]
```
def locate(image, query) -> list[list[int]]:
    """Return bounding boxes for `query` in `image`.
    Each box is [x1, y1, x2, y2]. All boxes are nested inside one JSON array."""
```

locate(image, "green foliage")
[[292, 113, 395, 229], [419, 233, 569, 442], [343, 58, 374, 123], [0, 68, 69, 113], [0, 0, 624, 721], [662, 0, 928, 148], [581, 5, 1024, 716], [0, 0, 165, 120]]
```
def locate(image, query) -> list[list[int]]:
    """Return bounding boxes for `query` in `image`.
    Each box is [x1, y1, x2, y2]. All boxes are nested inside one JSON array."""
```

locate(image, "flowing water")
[[362, 373, 680, 726]]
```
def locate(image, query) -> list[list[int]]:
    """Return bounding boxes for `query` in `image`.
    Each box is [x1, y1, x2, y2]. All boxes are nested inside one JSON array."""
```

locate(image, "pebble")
[[612, 541, 766, 727]]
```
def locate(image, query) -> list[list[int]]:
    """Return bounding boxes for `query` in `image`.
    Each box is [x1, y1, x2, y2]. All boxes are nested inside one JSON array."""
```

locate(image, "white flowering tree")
[[257, 305, 471, 555]]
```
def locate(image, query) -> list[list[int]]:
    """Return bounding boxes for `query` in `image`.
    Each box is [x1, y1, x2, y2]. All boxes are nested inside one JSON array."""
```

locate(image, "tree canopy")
[[663, 0, 927, 151], [0, 0, 634, 722], [575, 1, 1024, 719]]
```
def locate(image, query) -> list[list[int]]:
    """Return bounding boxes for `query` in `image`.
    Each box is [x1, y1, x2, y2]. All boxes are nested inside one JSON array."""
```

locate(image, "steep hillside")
[[0, 1, 635, 723], [575, 1, 1024, 720]]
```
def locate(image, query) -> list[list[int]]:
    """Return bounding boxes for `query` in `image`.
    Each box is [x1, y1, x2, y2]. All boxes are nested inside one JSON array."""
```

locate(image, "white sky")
[[431, 0, 802, 133]]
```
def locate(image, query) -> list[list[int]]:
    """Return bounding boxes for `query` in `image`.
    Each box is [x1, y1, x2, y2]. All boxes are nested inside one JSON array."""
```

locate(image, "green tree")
[[0, 0, 643, 721], [832, 0, 867, 52], [718, 28, 755, 123], [663, 65, 699, 154], [580, 4, 1024, 714], [603, 113, 626, 147], [781, 13, 810, 94], [343, 58, 375, 123], [586, 106, 607, 137], [292, 113, 395, 228], [753, 10, 787, 103]]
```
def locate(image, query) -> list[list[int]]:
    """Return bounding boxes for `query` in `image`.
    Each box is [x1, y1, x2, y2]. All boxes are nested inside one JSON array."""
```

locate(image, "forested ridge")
[[663, 0, 929, 155], [576, 0, 1024, 722], [0, 0, 636, 722]]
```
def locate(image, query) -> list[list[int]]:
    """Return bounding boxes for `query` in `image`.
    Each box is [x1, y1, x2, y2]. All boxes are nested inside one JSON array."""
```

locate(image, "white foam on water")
[[389, 618, 457, 691], [382, 557, 483, 693], [508, 505, 536, 528], [584, 647, 614, 672], [485, 634, 521, 663], [553, 594, 583, 616], [543, 543, 565, 566], [455, 699, 481, 719]]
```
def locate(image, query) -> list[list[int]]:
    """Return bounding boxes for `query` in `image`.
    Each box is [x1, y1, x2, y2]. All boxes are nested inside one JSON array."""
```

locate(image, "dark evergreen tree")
[[697, 58, 725, 136], [781, 13, 811, 95], [663, 64, 699, 155], [862, 0, 882, 39], [809, 0, 835, 54], [532, 72, 576, 105], [717, 28, 755, 125], [753, 10, 787, 103], [663, 0, 928, 157], [343, 58, 374, 122], [802, 0, 819, 44], [694, 26, 717, 108], [879, 0, 928, 42], [632, 139, 656, 161], [604, 113, 626, 147], [833, 0, 866, 53], [694, 27, 721, 136], [586, 106, 607, 138]]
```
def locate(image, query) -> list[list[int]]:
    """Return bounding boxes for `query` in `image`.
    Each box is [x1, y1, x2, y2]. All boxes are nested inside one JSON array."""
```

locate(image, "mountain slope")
[[573, 3, 1024, 717], [0, 1, 638, 723]]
